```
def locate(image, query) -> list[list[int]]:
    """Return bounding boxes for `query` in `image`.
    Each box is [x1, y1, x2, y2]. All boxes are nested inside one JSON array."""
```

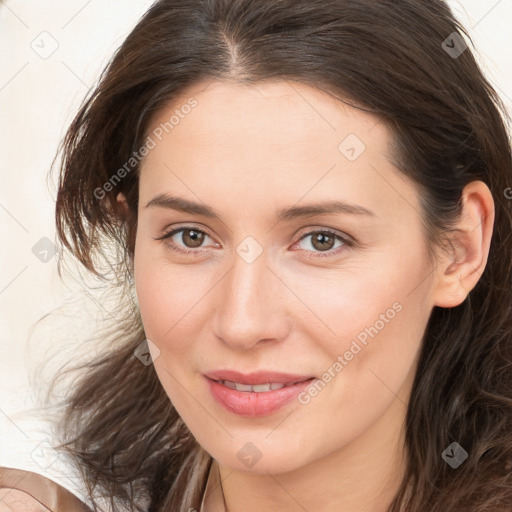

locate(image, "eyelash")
[[155, 225, 355, 258]]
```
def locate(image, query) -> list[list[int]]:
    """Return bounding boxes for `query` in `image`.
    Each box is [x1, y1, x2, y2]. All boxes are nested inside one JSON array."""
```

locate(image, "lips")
[[203, 369, 316, 417]]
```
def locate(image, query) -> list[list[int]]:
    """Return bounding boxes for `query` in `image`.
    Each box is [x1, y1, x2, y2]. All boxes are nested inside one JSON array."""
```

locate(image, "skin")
[[117, 79, 494, 512]]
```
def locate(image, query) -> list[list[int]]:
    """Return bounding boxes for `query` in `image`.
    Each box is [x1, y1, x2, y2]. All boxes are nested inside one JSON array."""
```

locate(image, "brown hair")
[[48, 0, 512, 511]]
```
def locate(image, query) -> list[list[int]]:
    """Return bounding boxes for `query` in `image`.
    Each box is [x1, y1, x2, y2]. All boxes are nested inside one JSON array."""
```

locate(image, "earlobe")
[[432, 180, 495, 308]]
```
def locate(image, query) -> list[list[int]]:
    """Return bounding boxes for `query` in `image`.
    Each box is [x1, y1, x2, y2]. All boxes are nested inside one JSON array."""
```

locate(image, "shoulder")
[[0, 466, 92, 512]]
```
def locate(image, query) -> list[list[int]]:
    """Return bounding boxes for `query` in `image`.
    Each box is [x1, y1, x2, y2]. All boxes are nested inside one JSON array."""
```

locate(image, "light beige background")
[[1, 0, 511, 501]]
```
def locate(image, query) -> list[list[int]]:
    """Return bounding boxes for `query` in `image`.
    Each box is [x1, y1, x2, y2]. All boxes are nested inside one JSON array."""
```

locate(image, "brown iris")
[[311, 232, 336, 252], [181, 229, 205, 248]]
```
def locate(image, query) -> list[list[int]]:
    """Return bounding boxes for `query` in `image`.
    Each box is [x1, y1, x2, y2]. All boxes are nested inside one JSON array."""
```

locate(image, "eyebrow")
[[145, 193, 376, 221]]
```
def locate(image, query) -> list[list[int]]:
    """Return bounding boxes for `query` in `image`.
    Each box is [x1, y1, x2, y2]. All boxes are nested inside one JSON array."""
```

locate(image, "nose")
[[212, 247, 292, 351]]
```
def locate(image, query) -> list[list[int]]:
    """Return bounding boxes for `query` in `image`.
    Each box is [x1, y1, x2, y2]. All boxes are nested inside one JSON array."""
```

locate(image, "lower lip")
[[205, 376, 315, 417]]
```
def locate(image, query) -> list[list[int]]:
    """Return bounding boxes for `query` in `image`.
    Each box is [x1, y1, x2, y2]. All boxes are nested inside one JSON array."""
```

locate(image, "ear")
[[116, 192, 130, 222], [431, 180, 494, 308]]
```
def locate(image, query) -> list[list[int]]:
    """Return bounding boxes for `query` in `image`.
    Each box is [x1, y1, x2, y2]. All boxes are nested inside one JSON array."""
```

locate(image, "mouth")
[[203, 370, 316, 417]]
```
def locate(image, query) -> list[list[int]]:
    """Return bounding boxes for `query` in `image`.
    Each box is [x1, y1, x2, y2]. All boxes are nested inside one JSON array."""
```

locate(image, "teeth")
[[251, 383, 271, 392], [219, 380, 288, 392], [234, 382, 253, 392]]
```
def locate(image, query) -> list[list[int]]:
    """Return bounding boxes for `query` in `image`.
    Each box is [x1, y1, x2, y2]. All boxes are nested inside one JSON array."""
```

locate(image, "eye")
[[155, 226, 354, 258], [155, 226, 217, 255], [293, 229, 354, 258]]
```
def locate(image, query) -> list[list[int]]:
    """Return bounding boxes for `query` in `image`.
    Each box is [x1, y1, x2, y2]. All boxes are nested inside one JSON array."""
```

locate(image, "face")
[[132, 79, 437, 474]]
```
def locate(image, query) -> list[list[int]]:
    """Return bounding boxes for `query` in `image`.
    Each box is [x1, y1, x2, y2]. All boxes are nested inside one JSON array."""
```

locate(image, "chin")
[[205, 434, 318, 475], [223, 454, 304, 475]]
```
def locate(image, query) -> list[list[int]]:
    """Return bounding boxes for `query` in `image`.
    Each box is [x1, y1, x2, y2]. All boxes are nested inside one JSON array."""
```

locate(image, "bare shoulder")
[[0, 487, 50, 511]]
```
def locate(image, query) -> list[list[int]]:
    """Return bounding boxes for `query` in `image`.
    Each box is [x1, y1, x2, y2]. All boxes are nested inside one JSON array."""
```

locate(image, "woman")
[[2, 0, 511, 511]]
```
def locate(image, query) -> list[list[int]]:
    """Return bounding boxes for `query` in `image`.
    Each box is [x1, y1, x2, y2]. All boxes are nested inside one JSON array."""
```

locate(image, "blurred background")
[[1, 0, 511, 501]]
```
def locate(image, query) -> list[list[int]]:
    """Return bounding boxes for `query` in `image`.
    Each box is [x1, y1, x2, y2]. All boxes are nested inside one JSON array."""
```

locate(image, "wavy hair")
[[48, 0, 512, 511]]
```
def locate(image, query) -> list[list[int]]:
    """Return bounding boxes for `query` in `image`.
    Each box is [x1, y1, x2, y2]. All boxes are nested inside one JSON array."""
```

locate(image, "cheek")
[[133, 242, 216, 355], [134, 239, 176, 345], [295, 250, 430, 399], [133, 248, 205, 411], [290, 249, 427, 345]]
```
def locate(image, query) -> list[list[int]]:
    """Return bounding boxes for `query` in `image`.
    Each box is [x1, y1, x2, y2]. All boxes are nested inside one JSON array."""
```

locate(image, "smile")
[[205, 375, 316, 417]]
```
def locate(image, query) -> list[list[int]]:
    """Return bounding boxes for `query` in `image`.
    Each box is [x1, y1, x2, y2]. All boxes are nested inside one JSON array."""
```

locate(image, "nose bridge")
[[213, 244, 289, 350]]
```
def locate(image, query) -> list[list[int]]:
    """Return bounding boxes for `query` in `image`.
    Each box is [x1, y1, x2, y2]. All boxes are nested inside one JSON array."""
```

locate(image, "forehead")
[[145, 79, 383, 153], [138, 79, 420, 224]]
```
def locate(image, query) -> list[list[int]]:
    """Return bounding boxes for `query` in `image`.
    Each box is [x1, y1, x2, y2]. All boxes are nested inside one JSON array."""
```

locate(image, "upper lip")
[[204, 370, 315, 385]]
